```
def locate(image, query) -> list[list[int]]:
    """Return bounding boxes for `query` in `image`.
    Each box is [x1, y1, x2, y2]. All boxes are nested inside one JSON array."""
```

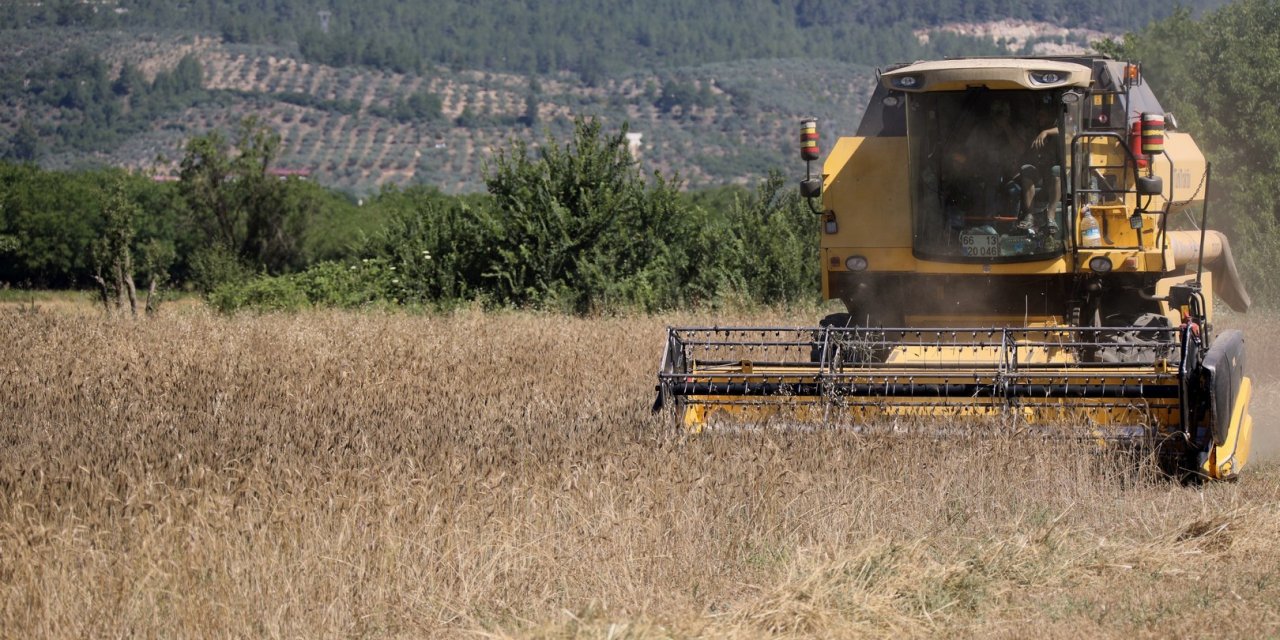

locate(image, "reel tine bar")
[[658, 325, 1184, 422]]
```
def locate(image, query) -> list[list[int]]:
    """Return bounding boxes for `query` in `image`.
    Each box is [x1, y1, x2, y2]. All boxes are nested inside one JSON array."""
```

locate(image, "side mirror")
[[800, 178, 822, 200], [1137, 176, 1162, 196]]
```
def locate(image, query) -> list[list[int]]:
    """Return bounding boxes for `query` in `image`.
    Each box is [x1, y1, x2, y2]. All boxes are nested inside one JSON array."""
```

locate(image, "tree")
[[112, 61, 146, 97], [520, 91, 539, 128], [401, 89, 443, 121], [179, 129, 236, 248], [179, 117, 319, 287], [0, 162, 101, 287], [90, 179, 140, 314], [1196, 0, 1280, 304], [481, 117, 696, 311], [172, 54, 203, 94], [5, 118, 40, 161]]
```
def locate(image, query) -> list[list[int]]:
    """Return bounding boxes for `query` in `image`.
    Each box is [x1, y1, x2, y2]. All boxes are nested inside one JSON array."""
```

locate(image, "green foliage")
[[216, 118, 820, 313], [179, 117, 337, 287], [138, 237, 176, 291], [207, 271, 309, 313], [0, 162, 100, 286], [112, 60, 145, 97], [4, 119, 40, 161], [90, 178, 139, 284], [655, 77, 716, 114], [4, 48, 208, 158], [291, 260, 398, 308], [3, 1, 1219, 78], [713, 172, 821, 304], [297, 186, 378, 264], [189, 246, 253, 294], [0, 162, 186, 294], [207, 259, 405, 313], [403, 90, 444, 121], [89, 178, 150, 313], [179, 129, 237, 248], [274, 91, 361, 115], [521, 92, 539, 128], [361, 187, 493, 303], [1105, 0, 1280, 304], [5, 116, 820, 313], [481, 119, 698, 311]]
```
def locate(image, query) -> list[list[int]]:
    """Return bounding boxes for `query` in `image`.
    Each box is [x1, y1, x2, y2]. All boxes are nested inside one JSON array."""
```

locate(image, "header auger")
[[655, 56, 1254, 480]]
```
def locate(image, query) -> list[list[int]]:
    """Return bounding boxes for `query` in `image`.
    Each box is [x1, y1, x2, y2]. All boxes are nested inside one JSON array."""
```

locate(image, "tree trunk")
[[91, 274, 112, 313], [124, 252, 138, 316], [145, 277, 159, 316], [125, 272, 138, 316], [113, 263, 127, 314]]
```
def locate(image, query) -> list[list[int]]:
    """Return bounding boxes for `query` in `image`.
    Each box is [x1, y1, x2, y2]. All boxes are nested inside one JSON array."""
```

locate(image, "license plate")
[[960, 230, 1000, 258]]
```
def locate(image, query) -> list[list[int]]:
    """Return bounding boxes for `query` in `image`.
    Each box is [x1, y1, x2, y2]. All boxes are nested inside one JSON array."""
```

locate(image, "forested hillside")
[[0, 0, 1220, 76], [0, 0, 1225, 193], [0, 29, 880, 191]]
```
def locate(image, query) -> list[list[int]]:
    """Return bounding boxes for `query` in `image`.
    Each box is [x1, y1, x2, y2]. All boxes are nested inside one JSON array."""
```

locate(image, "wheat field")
[[2, 306, 1280, 638]]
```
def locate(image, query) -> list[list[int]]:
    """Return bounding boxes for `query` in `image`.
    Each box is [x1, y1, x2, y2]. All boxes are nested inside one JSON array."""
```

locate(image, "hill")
[[1, 0, 1213, 192], [3, 0, 1215, 76], [3, 29, 887, 192]]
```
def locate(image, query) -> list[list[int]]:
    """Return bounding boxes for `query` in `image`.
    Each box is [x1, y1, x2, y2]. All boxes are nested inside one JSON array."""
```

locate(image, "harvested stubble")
[[2, 308, 1280, 638]]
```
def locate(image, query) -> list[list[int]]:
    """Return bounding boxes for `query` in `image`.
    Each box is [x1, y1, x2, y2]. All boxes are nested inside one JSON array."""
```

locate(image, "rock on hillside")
[[916, 20, 1113, 55]]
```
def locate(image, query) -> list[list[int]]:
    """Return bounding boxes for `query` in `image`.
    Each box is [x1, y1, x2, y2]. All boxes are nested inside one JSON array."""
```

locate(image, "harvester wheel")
[[810, 313, 853, 362]]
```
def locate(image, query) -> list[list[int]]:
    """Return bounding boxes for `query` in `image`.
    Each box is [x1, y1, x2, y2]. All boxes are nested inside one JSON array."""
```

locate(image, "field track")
[[3, 307, 1280, 637]]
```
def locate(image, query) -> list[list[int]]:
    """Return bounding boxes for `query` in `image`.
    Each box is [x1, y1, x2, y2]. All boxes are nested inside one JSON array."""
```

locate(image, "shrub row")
[[212, 119, 821, 313]]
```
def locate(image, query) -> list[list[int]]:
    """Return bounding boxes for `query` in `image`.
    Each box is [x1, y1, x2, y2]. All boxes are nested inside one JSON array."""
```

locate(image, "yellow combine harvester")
[[655, 56, 1254, 480]]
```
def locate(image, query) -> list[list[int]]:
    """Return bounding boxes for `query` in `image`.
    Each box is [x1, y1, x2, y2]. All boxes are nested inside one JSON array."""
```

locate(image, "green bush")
[[363, 188, 493, 304], [188, 245, 253, 294], [479, 118, 708, 312], [696, 171, 820, 305], [209, 117, 820, 314], [207, 273, 309, 313], [207, 259, 399, 312]]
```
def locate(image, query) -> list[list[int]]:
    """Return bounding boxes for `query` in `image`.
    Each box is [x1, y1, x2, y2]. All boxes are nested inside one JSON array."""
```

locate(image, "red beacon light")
[[1129, 112, 1165, 171], [799, 118, 823, 201], [800, 118, 820, 161], [1141, 112, 1165, 156]]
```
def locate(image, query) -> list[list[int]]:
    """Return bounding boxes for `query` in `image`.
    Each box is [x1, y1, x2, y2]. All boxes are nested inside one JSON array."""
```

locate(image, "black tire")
[[810, 313, 853, 362]]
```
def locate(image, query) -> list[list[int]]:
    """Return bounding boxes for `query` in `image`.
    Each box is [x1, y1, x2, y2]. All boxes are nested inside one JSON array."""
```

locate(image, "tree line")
[[1, 0, 1217, 78], [1, 117, 819, 313], [1, 48, 210, 160]]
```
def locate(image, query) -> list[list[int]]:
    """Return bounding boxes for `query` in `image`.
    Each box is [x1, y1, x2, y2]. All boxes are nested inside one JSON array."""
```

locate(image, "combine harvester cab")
[[656, 57, 1254, 480]]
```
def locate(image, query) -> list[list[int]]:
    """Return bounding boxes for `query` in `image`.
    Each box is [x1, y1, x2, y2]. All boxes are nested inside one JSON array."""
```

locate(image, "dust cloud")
[[1249, 379, 1280, 462], [1221, 312, 1280, 462]]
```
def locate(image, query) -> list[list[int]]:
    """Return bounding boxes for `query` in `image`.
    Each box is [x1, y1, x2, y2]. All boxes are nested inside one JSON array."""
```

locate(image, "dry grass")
[[3, 306, 1280, 638]]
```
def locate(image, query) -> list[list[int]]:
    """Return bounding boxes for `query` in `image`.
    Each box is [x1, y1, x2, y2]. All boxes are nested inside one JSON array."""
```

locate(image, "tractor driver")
[[941, 99, 1025, 227], [984, 99, 1063, 228], [1014, 108, 1062, 234], [956, 98, 1061, 235], [936, 97, 1061, 245]]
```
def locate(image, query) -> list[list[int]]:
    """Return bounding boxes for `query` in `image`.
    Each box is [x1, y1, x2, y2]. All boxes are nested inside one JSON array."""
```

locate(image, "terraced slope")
[[15, 32, 874, 192], [6, 21, 1107, 192]]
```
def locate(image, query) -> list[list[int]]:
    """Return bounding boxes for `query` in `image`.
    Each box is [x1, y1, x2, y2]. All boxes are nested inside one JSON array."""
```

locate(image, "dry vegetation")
[[2, 306, 1280, 638]]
